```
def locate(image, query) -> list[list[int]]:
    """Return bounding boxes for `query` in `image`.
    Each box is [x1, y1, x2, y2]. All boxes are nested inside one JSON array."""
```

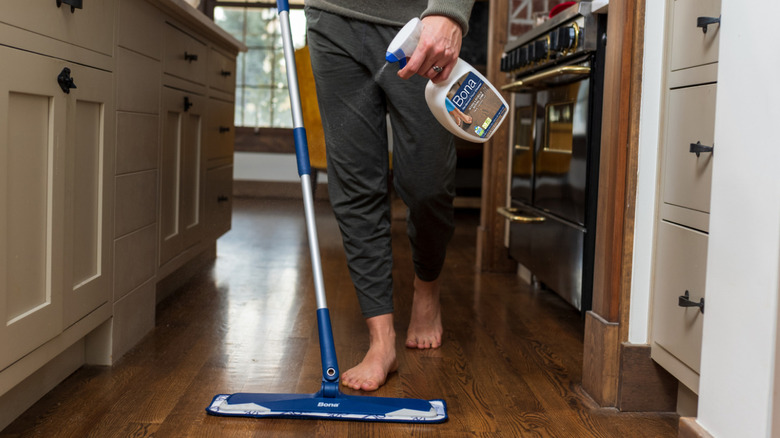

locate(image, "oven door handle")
[[497, 207, 546, 223], [501, 65, 591, 92]]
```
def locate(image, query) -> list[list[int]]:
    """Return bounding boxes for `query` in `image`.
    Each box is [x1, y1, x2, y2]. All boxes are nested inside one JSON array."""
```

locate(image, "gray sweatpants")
[[305, 8, 457, 318]]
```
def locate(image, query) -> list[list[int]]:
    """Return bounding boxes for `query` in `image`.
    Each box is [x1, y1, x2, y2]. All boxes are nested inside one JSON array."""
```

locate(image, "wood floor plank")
[[0, 198, 678, 437]]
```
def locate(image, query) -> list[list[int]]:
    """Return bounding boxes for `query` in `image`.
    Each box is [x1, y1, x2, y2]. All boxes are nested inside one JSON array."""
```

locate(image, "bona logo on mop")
[[318, 402, 340, 408], [451, 72, 483, 112]]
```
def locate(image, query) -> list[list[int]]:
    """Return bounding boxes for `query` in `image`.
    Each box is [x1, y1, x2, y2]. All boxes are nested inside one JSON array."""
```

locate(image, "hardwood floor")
[[1, 198, 678, 437]]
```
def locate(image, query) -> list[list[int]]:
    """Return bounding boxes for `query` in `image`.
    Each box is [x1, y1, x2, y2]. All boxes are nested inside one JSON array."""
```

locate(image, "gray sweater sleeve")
[[422, 0, 476, 35], [305, 1, 476, 34]]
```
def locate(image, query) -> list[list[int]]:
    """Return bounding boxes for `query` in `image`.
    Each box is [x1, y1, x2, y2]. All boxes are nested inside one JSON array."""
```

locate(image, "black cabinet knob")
[[217, 195, 229, 203], [689, 141, 714, 157], [220, 70, 232, 77], [678, 290, 704, 314], [696, 16, 721, 34], [57, 67, 77, 94], [184, 52, 199, 62], [219, 126, 230, 133], [56, 0, 82, 13], [183, 96, 193, 112]]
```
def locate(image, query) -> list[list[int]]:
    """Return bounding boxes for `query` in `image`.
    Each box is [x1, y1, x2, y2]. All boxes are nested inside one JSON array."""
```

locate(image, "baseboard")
[[616, 343, 677, 412], [679, 417, 713, 438], [582, 311, 620, 406], [233, 179, 329, 201], [0, 341, 84, 432]]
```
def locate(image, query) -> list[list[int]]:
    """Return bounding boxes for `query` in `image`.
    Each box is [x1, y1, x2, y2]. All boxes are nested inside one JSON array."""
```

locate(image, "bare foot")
[[341, 314, 398, 392], [406, 276, 443, 349]]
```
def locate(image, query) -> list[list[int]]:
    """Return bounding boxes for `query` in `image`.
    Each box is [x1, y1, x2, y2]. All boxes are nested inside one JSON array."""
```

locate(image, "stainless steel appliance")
[[499, 2, 606, 312]]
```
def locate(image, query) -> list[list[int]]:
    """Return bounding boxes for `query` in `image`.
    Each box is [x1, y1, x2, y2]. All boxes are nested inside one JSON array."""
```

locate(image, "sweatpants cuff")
[[362, 306, 394, 319]]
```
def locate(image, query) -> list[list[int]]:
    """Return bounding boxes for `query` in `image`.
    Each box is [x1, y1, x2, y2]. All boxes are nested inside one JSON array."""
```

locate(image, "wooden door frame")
[[479, 0, 655, 408]]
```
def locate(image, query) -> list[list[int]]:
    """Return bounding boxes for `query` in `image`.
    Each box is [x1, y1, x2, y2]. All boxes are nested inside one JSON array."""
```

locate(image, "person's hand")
[[397, 15, 463, 84]]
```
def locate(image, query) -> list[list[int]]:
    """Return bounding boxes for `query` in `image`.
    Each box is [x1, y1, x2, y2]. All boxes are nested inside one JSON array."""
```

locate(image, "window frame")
[[205, 0, 305, 154]]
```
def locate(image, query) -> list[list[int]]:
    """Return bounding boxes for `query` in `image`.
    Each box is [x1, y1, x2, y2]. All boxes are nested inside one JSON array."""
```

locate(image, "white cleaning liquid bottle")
[[385, 17, 508, 143]]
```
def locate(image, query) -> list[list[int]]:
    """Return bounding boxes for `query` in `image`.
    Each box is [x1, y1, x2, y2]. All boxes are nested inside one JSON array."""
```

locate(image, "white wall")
[[233, 152, 327, 183], [696, 1, 780, 436], [628, 0, 665, 344]]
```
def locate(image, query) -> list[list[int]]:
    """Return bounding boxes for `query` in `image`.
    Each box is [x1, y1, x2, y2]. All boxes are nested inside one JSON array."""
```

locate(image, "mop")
[[205, 0, 448, 423]]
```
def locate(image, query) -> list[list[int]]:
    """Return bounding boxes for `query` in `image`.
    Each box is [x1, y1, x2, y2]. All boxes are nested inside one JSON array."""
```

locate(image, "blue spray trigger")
[[385, 50, 407, 69]]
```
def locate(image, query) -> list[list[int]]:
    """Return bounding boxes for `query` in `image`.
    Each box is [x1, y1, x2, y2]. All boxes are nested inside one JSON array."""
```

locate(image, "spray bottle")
[[386, 17, 508, 143]]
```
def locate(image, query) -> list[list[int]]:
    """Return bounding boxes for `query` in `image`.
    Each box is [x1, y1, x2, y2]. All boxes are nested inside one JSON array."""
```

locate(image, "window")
[[212, 3, 307, 129]]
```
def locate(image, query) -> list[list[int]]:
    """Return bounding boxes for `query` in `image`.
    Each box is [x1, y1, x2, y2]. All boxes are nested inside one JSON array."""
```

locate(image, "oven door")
[[505, 59, 592, 226]]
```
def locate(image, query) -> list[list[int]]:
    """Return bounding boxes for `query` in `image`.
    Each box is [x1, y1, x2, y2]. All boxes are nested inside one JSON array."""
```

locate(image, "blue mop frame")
[[206, 0, 447, 423]]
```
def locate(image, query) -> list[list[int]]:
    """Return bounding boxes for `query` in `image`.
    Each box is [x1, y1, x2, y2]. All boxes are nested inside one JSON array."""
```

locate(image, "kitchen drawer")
[[670, 0, 721, 71], [205, 98, 236, 167], [651, 221, 707, 379], [205, 165, 233, 239], [163, 23, 207, 86], [208, 48, 237, 95], [1, 0, 115, 56], [507, 204, 585, 311], [662, 83, 715, 220]]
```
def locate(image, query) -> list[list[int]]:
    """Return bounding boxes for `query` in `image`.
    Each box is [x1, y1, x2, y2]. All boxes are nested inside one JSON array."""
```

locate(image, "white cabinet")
[[63, 65, 114, 329], [650, 0, 721, 395], [0, 0, 242, 430], [0, 19, 113, 372], [0, 47, 67, 371], [159, 87, 206, 266]]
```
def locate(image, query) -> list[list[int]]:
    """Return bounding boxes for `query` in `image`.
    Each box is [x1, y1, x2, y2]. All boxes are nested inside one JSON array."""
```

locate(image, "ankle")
[[365, 313, 396, 345]]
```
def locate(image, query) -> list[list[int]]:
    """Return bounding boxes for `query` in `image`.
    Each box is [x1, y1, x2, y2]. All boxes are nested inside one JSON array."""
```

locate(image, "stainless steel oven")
[[499, 2, 606, 313]]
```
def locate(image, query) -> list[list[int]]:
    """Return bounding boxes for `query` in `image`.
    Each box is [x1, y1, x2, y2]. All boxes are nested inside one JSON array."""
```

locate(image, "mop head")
[[206, 392, 447, 423]]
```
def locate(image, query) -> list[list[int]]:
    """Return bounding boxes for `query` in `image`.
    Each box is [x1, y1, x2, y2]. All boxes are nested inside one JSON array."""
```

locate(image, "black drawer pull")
[[689, 141, 714, 157], [220, 70, 232, 77], [56, 0, 82, 13], [217, 195, 230, 203], [183, 96, 193, 112], [57, 67, 77, 94], [184, 52, 199, 62], [696, 16, 720, 34], [219, 126, 230, 133], [678, 290, 704, 314]]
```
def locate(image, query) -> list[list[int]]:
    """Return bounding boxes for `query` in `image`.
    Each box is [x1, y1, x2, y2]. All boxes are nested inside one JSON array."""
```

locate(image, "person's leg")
[[306, 8, 397, 390], [378, 58, 457, 351]]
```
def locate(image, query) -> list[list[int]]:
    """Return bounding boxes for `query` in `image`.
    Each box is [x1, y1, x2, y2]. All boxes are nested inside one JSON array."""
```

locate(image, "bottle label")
[[445, 71, 507, 139]]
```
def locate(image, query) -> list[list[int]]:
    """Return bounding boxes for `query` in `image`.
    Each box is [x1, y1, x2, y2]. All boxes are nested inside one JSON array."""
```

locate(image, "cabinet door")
[[0, 47, 66, 370], [160, 88, 205, 266], [205, 165, 233, 239], [62, 65, 114, 328], [205, 97, 235, 167]]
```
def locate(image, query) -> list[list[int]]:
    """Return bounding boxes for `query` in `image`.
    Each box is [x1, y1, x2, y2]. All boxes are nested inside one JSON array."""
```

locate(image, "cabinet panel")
[[116, 113, 159, 175], [652, 221, 707, 380], [117, 48, 161, 114], [205, 165, 233, 239], [163, 24, 208, 86], [114, 224, 156, 301], [115, 171, 157, 237], [670, 0, 721, 71], [208, 48, 237, 95], [0, 48, 66, 370], [117, 0, 163, 59], [63, 65, 114, 327], [159, 88, 205, 266], [205, 98, 235, 167], [662, 83, 715, 219], [1, 0, 115, 56]]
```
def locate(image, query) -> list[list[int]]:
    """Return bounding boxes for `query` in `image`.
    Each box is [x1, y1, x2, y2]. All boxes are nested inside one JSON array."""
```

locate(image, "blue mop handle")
[[277, 0, 340, 384]]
